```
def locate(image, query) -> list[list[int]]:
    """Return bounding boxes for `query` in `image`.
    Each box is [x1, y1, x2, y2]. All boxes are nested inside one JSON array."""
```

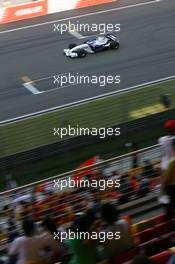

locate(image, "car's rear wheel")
[[68, 43, 77, 49], [76, 49, 87, 58], [110, 41, 119, 49]]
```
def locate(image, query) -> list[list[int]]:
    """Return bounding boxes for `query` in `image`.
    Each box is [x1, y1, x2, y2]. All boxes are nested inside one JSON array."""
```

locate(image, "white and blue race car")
[[63, 34, 120, 58]]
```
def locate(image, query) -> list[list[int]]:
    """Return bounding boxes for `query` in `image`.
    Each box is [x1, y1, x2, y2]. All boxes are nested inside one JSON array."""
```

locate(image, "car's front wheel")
[[76, 49, 87, 58], [110, 41, 120, 49]]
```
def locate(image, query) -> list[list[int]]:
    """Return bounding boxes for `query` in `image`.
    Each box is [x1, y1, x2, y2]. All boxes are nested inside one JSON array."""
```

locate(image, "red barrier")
[[0, 0, 47, 24], [76, 0, 114, 9], [0, 0, 115, 25], [47, 0, 115, 15]]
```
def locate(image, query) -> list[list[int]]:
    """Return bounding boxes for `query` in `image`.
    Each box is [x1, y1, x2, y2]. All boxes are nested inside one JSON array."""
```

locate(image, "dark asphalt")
[[0, 0, 175, 122]]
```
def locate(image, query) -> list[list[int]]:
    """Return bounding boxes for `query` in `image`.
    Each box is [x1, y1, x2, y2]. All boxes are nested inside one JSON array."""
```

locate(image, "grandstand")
[[0, 143, 175, 263]]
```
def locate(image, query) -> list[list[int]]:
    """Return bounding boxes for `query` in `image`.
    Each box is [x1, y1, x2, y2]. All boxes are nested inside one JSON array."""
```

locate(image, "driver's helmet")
[[97, 36, 106, 43]]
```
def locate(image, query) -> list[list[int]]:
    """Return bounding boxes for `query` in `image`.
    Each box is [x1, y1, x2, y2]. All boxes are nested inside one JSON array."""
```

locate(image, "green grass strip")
[[1, 80, 175, 157]]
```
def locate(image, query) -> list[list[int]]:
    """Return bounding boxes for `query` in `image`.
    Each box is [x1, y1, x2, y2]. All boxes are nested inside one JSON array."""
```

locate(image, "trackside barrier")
[[0, 0, 47, 24], [0, 0, 114, 24], [47, 0, 114, 14]]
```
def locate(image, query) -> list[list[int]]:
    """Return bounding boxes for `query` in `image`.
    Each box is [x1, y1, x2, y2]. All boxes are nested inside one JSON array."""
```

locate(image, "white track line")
[[41, 83, 78, 93], [69, 30, 107, 39], [1, 74, 174, 125], [22, 73, 78, 94], [69, 30, 84, 39], [26, 72, 69, 84], [0, 0, 162, 34], [23, 82, 42, 94], [21, 76, 42, 94]]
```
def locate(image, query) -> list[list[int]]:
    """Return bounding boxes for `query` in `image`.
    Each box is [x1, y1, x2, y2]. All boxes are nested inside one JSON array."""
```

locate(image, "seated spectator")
[[137, 177, 150, 198], [100, 203, 133, 260], [162, 138, 175, 220], [118, 174, 133, 204], [8, 218, 55, 264], [41, 216, 66, 263], [119, 184, 132, 205], [91, 197, 102, 217], [159, 120, 175, 172], [141, 160, 155, 178], [120, 173, 130, 191], [130, 176, 139, 195], [7, 220, 19, 243], [68, 210, 97, 264], [110, 171, 120, 182]]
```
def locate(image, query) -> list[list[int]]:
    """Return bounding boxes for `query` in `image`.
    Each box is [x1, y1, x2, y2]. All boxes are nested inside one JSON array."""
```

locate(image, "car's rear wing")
[[105, 33, 120, 42]]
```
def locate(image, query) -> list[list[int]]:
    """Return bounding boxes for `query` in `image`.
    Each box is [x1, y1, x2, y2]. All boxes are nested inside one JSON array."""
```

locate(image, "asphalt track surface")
[[0, 0, 175, 122]]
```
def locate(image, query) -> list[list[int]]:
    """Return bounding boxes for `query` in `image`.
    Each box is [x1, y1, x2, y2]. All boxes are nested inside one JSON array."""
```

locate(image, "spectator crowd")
[[0, 119, 175, 264]]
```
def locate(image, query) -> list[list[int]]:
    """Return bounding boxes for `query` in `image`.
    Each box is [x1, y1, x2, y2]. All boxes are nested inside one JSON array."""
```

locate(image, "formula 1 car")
[[63, 34, 119, 58]]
